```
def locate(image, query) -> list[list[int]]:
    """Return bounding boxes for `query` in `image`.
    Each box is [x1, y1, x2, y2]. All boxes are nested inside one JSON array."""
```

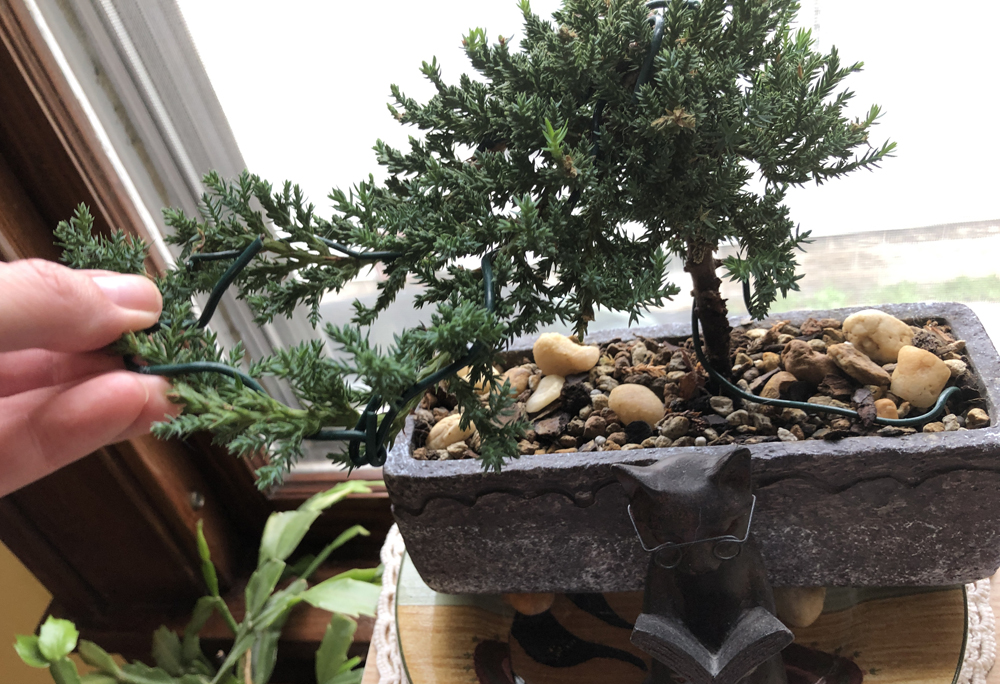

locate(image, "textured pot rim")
[[384, 302, 1000, 513]]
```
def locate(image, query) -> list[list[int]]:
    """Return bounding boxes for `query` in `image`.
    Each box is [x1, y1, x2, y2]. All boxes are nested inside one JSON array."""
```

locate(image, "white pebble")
[[525, 374, 565, 413], [426, 414, 476, 450], [694, 436, 707, 447], [890, 345, 951, 408], [842, 309, 913, 363], [532, 333, 600, 376]]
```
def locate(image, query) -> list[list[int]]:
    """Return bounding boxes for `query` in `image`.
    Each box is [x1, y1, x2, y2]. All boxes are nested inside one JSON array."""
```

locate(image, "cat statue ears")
[[612, 446, 753, 499]]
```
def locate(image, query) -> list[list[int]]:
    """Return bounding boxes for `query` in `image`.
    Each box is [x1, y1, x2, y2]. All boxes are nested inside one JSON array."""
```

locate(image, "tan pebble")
[[777, 334, 794, 345], [760, 351, 781, 372], [501, 367, 532, 395], [607, 431, 627, 445], [503, 593, 555, 615], [781, 339, 840, 385], [458, 365, 500, 392], [790, 425, 806, 440], [426, 414, 476, 450], [966, 408, 990, 429], [745, 328, 768, 340], [609, 384, 665, 426], [807, 338, 827, 353], [891, 345, 951, 408], [897, 401, 911, 418], [525, 374, 565, 413], [554, 447, 578, 453], [923, 422, 945, 433], [874, 398, 898, 420], [654, 436, 673, 448], [842, 309, 913, 363], [774, 587, 826, 628], [827, 343, 891, 386], [532, 333, 600, 376], [620, 444, 644, 450], [602, 441, 621, 451], [944, 359, 968, 378], [761, 371, 798, 399], [591, 393, 610, 411]]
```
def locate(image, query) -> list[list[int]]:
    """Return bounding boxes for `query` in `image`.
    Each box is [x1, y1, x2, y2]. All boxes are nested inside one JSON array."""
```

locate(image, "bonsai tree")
[[59, 0, 892, 479]]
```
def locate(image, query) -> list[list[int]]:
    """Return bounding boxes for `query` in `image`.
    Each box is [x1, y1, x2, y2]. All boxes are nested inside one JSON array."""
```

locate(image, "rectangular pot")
[[384, 303, 1000, 593]]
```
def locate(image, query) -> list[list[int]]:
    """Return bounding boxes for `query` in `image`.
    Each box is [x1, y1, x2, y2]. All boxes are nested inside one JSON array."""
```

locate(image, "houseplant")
[[14, 481, 381, 683], [53, 0, 999, 590]]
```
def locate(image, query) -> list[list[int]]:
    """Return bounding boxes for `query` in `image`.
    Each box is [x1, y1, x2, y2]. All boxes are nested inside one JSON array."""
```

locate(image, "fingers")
[[0, 259, 162, 353], [0, 349, 125, 398], [0, 372, 180, 498]]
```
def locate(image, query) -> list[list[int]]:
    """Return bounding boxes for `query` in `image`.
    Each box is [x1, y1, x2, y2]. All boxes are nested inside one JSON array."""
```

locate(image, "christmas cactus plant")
[[57, 0, 892, 479]]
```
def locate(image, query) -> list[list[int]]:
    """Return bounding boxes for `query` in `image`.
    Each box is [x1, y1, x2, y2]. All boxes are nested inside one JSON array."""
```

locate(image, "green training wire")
[[690, 300, 961, 428]]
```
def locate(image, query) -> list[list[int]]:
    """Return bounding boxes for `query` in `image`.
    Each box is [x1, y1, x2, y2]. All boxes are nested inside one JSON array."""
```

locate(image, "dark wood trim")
[[0, 0, 394, 669]]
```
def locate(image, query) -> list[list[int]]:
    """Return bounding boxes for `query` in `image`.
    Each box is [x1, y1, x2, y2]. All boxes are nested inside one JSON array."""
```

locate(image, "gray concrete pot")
[[384, 303, 1000, 594]]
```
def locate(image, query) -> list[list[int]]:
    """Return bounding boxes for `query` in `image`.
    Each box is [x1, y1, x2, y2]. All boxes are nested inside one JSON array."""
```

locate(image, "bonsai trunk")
[[684, 241, 732, 376]]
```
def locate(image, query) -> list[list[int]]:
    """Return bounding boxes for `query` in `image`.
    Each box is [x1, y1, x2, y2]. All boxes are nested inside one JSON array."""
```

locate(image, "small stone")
[[583, 415, 607, 439], [966, 408, 990, 429], [446, 441, 470, 458], [781, 408, 809, 424], [525, 374, 566, 413], [620, 444, 644, 451], [631, 342, 654, 366], [668, 352, 689, 372], [694, 436, 707, 447], [672, 436, 696, 447], [743, 368, 760, 383], [944, 359, 968, 378], [842, 309, 914, 363], [710, 396, 735, 417], [606, 421, 623, 435], [745, 328, 768, 340], [566, 418, 586, 436], [578, 405, 593, 420], [774, 587, 826, 628], [807, 338, 827, 353], [666, 370, 688, 382], [761, 371, 798, 399], [607, 431, 627, 445], [703, 428, 719, 441], [640, 437, 658, 448], [602, 441, 621, 451], [594, 436, 607, 446], [591, 393, 610, 411], [579, 440, 597, 452], [501, 367, 532, 395], [624, 421, 654, 444], [760, 352, 781, 372], [558, 434, 579, 448], [726, 410, 750, 426], [807, 395, 850, 409], [434, 449, 450, 460], [532, 333, 600, 376], [923, 422, 945, 433], [891, 345, 951, 408], [528, 373, 542, 391], [412, 447, 429, 460], [426, 413, 476, 450], [897, 401, 911, 418], [942, 414, 960, 432], [517, 440, 537, 456], [827, 343, 891, 386], [535, 411, 571, 440], [777, 428, 798, 442], [654, 436, 673, 448], [782, 339, 841, 385], [790, 425, 805, 440], [659, 415, 691, 439], [874, 398, 898, 420], [823, 328, 846, 344], [752, 413, 774, 433], [876, 426, 914, 437], [597, 376, 620, 393], [609, 384, 665, 426]]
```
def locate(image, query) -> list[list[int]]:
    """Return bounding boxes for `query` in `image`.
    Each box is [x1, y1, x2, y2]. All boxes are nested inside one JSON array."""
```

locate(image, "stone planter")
[[384, 303, 1000, 594]]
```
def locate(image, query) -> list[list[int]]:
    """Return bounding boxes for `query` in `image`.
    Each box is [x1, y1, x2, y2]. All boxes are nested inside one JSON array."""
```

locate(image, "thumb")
[[0, 259, 162, 353]]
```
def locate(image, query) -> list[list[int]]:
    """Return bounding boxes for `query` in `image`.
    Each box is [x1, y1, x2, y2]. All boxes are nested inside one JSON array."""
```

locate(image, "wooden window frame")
[[0, 0, 391, 674]]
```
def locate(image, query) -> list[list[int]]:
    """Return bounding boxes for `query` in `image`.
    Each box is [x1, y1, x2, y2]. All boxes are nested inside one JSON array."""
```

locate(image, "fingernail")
[[92, 275, 162, 315]]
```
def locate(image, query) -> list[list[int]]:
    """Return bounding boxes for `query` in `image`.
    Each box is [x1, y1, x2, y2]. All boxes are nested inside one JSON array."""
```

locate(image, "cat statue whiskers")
[[613, 446, 792, 684]]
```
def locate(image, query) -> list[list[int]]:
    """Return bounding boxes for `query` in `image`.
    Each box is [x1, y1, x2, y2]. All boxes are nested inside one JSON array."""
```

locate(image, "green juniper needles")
[[57, 0, 892, 483]]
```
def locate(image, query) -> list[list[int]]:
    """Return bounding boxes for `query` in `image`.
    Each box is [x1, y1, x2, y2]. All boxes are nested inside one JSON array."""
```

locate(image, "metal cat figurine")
[[613, 446, 792, 684]]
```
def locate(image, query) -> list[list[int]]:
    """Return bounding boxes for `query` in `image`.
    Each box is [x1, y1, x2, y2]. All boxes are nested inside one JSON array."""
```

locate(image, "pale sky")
[[176, 0, 1000, 238]]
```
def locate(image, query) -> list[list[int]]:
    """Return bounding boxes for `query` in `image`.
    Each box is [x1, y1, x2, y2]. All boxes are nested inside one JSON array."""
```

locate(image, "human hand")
[[0, 259, 180, 497]]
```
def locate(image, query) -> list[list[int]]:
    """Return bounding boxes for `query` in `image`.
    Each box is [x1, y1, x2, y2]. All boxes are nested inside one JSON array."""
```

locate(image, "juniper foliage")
[[56, 0, 892, 481]]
